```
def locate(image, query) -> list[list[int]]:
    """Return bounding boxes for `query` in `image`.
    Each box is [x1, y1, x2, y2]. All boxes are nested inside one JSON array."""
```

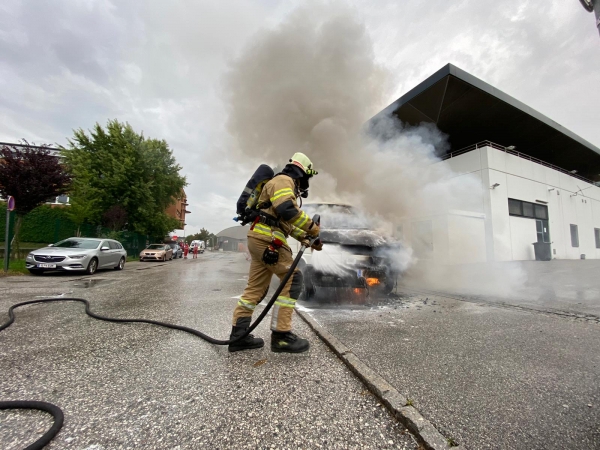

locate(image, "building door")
[[536, 219, 550, 243]]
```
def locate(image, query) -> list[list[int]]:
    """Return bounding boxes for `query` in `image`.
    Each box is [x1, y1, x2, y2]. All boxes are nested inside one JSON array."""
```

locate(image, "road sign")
[[7, 196, 15, 212], [172, 235, 178, 241]]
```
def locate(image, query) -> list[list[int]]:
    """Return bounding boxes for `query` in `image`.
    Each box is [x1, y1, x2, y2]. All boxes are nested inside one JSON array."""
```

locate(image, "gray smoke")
[[223, 2, 526, 297]]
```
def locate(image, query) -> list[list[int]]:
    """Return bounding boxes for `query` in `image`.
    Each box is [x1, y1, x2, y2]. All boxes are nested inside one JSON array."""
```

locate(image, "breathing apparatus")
[[234, 153, 318, 224]]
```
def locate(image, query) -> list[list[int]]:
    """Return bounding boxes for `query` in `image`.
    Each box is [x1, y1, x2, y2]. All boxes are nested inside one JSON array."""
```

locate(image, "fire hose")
[[0, 216, 319, 450]]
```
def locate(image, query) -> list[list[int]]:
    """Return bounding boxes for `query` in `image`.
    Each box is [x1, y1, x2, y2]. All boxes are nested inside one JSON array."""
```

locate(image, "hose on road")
[[0, 401, 64, 450], [0, 222, 318, 449]]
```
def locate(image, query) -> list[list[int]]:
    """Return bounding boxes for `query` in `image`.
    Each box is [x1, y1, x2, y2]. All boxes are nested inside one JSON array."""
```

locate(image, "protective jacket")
[[248, 174, 316, 248]]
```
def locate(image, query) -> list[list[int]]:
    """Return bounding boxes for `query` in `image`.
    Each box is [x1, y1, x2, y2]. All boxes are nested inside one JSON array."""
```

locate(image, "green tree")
[[0, 142, 71, 255], [63, 120, 187, 238], [185, 228, 215, 244]]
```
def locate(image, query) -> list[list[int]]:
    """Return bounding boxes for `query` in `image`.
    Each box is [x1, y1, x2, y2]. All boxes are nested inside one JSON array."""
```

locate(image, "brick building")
[[166, 189, 190, 229]]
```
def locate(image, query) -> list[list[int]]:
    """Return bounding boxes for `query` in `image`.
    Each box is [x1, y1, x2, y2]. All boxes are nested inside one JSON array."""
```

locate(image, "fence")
[[0, 205, 157, 258]]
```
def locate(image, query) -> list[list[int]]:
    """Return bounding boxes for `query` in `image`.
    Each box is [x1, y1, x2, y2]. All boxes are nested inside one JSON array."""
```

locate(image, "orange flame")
[[353, 288, 362, 294], [366, 278, 380, 286]]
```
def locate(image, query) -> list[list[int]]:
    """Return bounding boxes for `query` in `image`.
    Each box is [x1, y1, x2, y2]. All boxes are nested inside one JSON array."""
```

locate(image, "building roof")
[[371, 64, 600, 181], [217, 225, 248, 240]]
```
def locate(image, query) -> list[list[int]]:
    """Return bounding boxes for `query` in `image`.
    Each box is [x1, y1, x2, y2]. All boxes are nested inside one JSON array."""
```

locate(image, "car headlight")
[[26, 253, 34, 259], [69, 255, 86, 259]]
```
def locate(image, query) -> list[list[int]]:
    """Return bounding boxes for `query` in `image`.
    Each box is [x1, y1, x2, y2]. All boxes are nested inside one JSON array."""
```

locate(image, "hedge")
[[0, 204, 78, 244]]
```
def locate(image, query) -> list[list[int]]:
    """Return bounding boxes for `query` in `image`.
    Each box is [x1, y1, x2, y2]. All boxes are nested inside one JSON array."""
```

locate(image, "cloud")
[[0, 0, 598, 235]]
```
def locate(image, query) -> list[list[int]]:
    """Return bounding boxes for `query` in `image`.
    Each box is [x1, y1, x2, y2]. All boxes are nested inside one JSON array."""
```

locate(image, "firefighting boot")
[[271, 331, 310, 353], [228, 317, 264, 352]]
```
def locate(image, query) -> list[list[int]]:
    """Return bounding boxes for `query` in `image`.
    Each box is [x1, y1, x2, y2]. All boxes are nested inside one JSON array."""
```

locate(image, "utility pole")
[[3, 196, 15, 273]]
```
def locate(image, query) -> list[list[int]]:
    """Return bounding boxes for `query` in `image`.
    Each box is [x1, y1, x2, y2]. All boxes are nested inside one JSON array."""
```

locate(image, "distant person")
[[192, 244, 198, 259], [183, 243, 189, 259]]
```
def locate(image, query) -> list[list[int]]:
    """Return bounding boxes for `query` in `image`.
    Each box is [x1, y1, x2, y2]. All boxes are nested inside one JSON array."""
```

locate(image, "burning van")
[[291, 203, 404, 299]]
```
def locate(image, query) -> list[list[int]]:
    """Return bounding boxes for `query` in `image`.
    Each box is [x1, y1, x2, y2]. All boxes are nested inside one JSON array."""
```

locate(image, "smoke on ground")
[[223, 2, 526, 297]]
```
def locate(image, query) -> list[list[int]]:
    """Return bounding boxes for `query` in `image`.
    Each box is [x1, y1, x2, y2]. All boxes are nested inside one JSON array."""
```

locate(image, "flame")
[[353, 288, 362, 294], [365, 277, 380, 286]]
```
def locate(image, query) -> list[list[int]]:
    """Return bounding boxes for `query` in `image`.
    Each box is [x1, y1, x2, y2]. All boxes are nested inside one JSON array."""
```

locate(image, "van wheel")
[[301, 265, 316, 300], [382, 273, 397, 294]]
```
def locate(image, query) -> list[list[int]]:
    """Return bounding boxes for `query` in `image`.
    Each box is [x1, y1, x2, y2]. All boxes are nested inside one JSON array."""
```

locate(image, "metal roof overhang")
[[371, 64, 600, 181]]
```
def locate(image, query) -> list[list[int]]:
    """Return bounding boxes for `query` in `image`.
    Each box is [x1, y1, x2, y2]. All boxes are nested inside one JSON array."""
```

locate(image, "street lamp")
[[578, 0, 600, 36]]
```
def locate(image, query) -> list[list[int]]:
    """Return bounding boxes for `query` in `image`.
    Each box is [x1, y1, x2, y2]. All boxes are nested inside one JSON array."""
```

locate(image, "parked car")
[[26, 237, 127, 275], [140, 244, 173, 262], [290, 203, 404, 299], [167, 242, 183, 258]]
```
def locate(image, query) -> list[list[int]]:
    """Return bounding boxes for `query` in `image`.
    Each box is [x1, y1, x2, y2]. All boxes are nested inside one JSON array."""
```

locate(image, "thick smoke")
[[223, 2, 525, 297]]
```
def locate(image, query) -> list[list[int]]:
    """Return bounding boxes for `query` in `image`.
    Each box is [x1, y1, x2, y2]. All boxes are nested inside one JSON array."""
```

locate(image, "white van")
[[190, 240, 205, 253], [293, 203, 402, 298]]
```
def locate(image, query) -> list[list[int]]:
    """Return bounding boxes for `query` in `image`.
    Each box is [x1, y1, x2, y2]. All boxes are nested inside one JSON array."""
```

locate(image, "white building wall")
[[396, 145, 600, 263], [485, 146, 600, 261]]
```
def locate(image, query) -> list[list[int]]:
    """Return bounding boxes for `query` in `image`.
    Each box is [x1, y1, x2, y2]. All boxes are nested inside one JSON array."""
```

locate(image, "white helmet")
[[289, 152, 318, 176]]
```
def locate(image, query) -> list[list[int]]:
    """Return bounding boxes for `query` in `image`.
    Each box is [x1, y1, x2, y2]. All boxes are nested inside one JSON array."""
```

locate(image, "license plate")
[[38, 263, 56, 268]]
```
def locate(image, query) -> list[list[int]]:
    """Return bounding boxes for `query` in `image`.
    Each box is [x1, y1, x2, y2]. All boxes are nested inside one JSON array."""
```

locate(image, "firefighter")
[[229, 153, 323, 353]]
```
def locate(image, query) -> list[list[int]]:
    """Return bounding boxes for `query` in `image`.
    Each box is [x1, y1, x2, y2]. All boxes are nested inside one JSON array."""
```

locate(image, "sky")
[[0, 0, 598, 236]]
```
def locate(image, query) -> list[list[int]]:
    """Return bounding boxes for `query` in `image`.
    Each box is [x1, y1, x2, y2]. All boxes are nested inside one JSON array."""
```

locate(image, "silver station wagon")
[[26, 237, 127, 275]]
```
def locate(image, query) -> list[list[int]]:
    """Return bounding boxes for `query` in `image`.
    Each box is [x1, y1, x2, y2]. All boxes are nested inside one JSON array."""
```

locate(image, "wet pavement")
[[301, 264, 600, 450], [0, 254, 417, 450]]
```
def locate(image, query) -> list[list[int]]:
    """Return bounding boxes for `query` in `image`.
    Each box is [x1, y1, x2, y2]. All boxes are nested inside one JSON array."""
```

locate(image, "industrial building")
[[375, 64, 600, 262], [216, 226, 248, 252]]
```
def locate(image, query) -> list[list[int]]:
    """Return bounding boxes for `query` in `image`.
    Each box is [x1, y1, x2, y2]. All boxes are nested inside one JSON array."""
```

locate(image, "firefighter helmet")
[[289, 152, 318, 176]]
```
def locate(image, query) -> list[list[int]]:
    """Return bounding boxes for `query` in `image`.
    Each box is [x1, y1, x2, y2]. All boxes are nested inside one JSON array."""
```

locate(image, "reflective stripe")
[[270, 188, 295, 203], [274, 296, 296, 308], [290, 227, 304, 239], [251, 223, 272, 238], [292, 211, 309, 228], [272, 231, 288, 246], [271, 304, 280, 330], [243, 187, 253, 194], [251, 224, 289, 247], [237, 298, 256, 310]]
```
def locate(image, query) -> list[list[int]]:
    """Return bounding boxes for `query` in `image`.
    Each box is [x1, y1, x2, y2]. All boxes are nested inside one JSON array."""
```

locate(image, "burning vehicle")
[[291, 203, 404, 299]]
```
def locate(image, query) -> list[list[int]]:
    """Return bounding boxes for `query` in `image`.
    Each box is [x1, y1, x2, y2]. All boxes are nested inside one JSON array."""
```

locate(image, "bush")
[[0, 203, 77, 243]]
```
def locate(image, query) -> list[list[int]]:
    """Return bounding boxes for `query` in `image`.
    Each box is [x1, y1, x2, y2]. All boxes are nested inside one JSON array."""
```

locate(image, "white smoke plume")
[[223, 2, 526, 297]]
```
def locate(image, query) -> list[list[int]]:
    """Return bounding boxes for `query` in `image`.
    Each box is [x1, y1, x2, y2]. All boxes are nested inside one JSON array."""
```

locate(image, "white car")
[[291, 203, 403, 299], [26, 238, 127, 275]]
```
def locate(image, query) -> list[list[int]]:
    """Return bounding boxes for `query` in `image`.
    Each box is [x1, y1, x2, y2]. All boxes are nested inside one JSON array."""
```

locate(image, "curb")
[[297, 309, 459, 450]]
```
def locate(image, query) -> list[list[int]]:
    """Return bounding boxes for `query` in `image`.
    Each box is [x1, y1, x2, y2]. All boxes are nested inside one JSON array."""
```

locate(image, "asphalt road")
[[301, 263, 600, 450], [0, 253, 417, 450]]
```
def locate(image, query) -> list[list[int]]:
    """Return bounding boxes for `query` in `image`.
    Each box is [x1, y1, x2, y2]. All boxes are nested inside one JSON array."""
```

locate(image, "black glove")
[[262, 245, 279, 265]]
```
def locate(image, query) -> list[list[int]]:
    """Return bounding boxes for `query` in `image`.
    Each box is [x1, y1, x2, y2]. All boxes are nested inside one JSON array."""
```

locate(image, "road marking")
[[34, 292, 72, 298]]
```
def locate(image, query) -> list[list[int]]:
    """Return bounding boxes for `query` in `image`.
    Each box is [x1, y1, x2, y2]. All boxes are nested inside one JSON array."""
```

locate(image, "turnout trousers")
[[232, 235, 303, 332]]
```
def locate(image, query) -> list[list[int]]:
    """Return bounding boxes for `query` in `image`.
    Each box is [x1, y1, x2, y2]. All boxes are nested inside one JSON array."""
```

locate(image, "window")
[[595, 228, 600, 249], [508, 199, 522, 215], [508, 199, 548, 220], [570, 224, 579, 248], [54, 239, 101, 249], [522, 202, 534, 217], [534, 204, 547, 219]]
